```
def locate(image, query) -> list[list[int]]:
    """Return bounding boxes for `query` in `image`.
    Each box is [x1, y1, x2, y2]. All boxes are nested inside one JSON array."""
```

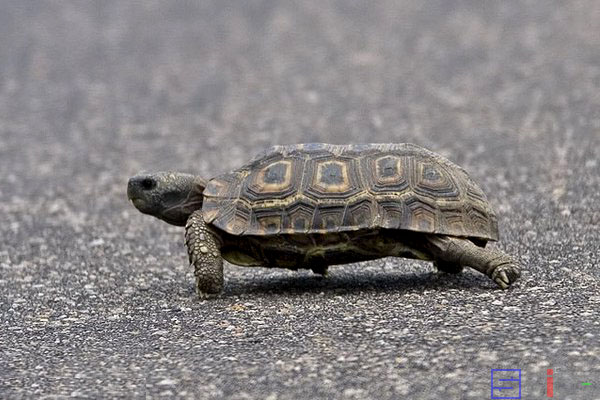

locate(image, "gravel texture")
[[1, 1, 599, 399]]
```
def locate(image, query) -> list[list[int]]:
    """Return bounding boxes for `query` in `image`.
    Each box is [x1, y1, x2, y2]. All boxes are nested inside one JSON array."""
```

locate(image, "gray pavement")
[[1, 1, 599, 399]]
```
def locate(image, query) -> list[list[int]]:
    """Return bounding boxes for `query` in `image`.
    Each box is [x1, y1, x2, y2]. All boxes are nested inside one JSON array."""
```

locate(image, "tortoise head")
[[127, 171, 206, 226]]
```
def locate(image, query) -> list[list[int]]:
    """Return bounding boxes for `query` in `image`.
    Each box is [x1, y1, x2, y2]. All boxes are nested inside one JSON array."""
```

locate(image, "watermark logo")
[[491, 369, 522, 399], [546, 369, 554, 397]]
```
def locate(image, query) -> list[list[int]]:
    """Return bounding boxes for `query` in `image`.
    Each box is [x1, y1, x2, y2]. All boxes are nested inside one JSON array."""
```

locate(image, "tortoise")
[[127, 143, 520, 297]]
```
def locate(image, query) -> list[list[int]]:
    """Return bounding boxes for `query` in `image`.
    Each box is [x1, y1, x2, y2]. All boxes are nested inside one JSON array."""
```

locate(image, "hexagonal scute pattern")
[[203, 143, 499, 240]]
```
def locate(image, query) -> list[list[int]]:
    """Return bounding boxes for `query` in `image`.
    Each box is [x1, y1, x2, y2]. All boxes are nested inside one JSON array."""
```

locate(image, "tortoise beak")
[[130, 198, 146, 209], [127, 179, 139, 201]]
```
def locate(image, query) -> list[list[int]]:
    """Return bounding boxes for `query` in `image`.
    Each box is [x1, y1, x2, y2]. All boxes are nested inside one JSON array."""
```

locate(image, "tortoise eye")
[[141, 178, 156, 190]]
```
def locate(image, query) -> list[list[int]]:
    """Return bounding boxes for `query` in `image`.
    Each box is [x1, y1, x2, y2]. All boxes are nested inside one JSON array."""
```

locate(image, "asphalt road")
[[1, 1, 599, 399]]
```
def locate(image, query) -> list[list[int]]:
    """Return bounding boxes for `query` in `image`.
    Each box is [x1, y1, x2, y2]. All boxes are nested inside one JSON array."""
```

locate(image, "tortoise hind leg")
[[185, 210, 224, 298], [423, 235, 521, 289]]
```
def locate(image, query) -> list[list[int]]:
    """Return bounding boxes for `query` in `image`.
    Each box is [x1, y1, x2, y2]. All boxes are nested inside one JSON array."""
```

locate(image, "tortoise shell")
[[202, 143, 498, 241]]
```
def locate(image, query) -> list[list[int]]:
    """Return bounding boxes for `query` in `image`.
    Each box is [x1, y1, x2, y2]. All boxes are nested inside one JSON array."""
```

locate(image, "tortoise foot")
[[490, 262, 521, 289], [196, 285, 222, 300]]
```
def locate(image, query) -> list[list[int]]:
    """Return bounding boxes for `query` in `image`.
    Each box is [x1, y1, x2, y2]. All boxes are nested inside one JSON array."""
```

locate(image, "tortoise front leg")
[[423, 235, 521, 289], [185, 210, 224, 298]]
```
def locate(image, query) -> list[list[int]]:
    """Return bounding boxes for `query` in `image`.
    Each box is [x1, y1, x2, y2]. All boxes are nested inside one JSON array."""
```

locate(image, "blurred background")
[[1, 1, 599, 399]]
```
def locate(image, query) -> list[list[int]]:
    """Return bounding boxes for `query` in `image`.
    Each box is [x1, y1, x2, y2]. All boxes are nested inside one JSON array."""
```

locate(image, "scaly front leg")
[[185, 210, 224, 298]]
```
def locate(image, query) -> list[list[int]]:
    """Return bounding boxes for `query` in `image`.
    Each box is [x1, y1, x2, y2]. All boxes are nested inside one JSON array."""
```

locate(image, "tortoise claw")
[[494, 271, 509, 289], [491, 263, 520, 289]]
